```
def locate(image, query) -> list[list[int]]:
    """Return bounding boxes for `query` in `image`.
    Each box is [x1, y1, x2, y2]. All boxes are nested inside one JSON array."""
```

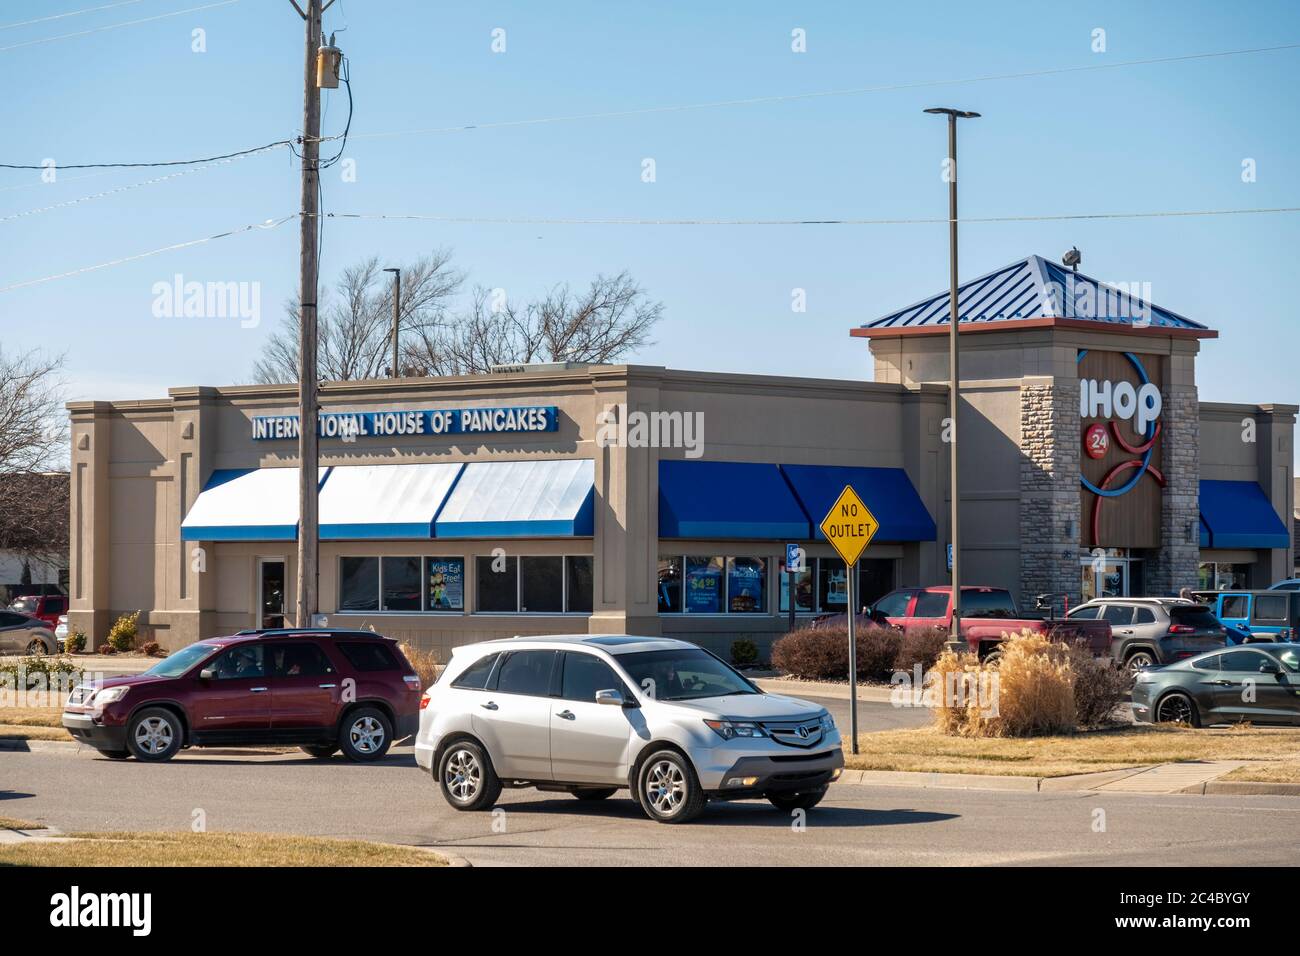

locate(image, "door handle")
[[318, 683, 336, 689], [250, 686, 268, 693], [480, 701, 498, 711], [556, 709, 575, 720], [1213, 680, 1233, 686]]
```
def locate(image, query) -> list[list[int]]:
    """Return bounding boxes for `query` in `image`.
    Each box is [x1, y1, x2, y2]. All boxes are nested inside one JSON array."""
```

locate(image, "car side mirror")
[[595, 689, 624, 707], [199, 667, 217, 681], [1259, 660, 1282, 675]]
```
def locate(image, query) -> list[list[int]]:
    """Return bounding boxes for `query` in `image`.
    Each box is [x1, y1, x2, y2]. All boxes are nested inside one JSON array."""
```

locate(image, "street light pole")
[[383, 267, 401, 377], [924, 107, 979, 647]]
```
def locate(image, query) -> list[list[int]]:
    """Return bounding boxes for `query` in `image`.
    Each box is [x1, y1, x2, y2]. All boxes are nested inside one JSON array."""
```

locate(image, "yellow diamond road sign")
[[819, 485, 879, 567]]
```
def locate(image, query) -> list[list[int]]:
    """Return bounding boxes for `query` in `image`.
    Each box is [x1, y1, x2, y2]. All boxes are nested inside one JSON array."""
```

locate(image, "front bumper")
[[62, 711, 128, 751], [708, 748, 845, 798]]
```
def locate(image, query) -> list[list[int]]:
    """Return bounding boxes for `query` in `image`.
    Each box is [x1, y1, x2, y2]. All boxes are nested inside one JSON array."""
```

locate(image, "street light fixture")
[[924, 107, 979, 646]]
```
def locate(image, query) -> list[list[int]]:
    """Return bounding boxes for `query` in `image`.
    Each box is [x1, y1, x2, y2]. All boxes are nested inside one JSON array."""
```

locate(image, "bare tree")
[[404, 271, 663, 375], [0, 350, 69, 567], [252, 249, 464, 383]]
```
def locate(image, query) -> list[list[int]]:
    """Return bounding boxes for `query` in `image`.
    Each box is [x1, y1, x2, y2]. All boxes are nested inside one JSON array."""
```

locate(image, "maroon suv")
[[62, 629, 422, 762]]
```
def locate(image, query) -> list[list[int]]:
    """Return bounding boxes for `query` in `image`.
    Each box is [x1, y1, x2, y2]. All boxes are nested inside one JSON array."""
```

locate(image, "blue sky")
[[1, 0, 1297, 442]]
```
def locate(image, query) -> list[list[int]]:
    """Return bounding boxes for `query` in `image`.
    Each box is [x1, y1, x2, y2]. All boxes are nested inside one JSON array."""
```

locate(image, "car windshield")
[[1276, 648, 1300, 673], [143, 642, 219, 678], [10, 596, 37, 613], [614, 648, 758, 701]]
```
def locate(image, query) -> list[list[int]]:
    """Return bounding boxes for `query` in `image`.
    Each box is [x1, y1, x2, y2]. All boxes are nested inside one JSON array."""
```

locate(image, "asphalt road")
[[5, 694, 1297, 867]]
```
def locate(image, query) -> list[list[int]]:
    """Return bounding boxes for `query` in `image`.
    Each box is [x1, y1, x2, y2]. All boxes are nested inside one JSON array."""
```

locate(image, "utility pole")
[[384, 267, 401, 377], [924, 107, 979, 647], [292, 0, 326, 627]]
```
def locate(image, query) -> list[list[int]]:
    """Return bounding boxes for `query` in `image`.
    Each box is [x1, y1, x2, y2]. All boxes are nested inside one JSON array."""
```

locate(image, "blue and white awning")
[[435, 459, 595, 538], [181, 467, 315, 541], [319, 463, 462, 539]]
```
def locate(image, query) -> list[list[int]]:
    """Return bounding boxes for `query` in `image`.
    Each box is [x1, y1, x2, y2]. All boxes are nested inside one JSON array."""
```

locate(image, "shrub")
[[0, 654, 83, 691], [107, 611, 140, 653], [894, 626, 948, 675], [140, 641, 163, 658], [96, 643, 117, 655], [399, 642, 439, 690], [1068, 641, 1130, 728], [770, 625, 901, 681], [67, 630, 87, 654], [730, 639, 759, 667]]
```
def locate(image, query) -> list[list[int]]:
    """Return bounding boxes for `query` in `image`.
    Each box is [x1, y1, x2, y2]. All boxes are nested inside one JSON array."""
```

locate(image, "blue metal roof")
[[1200, 480, 1290, 550], [861, 255, 1213, 334]]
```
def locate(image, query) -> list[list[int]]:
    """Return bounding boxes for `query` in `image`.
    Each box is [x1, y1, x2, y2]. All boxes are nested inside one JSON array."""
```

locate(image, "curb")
[[0, 738, 79, 753], [753, 678, 896, 703], [834, 768, 1042, 791], [1192, 780, 1300, 797]]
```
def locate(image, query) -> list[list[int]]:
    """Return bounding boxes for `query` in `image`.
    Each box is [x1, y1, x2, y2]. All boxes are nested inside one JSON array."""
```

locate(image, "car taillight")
[[419, 693, 430, 710], [1168, 625, 1194, 634]]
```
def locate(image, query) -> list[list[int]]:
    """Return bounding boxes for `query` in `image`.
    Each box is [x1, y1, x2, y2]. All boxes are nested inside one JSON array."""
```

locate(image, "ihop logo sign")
[[1079, 376, 1162, 447]]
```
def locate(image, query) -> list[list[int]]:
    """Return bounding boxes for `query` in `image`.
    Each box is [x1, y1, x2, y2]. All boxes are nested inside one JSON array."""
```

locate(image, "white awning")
[[181, 468, 312, 541], [434, 459, 595, 538], [319, 462, 463, 539]]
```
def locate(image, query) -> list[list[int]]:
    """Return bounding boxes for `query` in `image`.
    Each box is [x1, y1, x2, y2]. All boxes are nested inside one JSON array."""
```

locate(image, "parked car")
[[54, 614, 69, 649], [8, 593, 67, 630], [0, 609, 57, 655], [1131, 644, 1300, 726], [1193, 590, 1300, 643], [61, 628, 421, 762], [416, 635, 843, 824], [1065, 598, 1227, 674], [840, 585, 1111, 659], [1268, 579, 1300, 591]]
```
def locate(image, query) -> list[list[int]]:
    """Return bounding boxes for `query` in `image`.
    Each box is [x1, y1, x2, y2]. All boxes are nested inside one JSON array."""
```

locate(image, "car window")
[[1191, 654, 1220, 671], [10, 597, 36, 613], [1253, 594, 1289, 622], [560, 652, 625, 702], [1101, 605, 1135, 626], [495, 650, 556, 696], [146, 642, 219, 678], [1169, 606, 1223, 630], [0, 611, 28, 628], [873, 590, 913, 618], [1219, 650, 1270, 673], [1067, 605, 1101, 619], [1220, 594, 1250, 619], [210, 645, 265, 679], [336, 641, 399, 672], [1278, 648, 1300, 673], [48, 597, 66, 614], [451, 652, 499, 690], [913, 591, 950, 618], [1134, 607, 1156, 624], [268, 642, 334, 678], [961, 589, 1017, 618], [615, 648, 757, 702]]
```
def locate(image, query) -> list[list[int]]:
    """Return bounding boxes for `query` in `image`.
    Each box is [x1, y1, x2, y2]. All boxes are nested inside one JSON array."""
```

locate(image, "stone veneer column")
[[1147, 384, 1200, 594], [1018, 377, 1082, 610]]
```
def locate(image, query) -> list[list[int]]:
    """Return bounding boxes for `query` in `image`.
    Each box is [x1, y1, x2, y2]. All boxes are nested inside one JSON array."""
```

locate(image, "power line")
[[0, 214, 295, 293], [0, 0, 240, 54], [0, 139, 291, 170], [347, 41, 1300, 141], [0, 0, 144, 32], [316, 205, 1300, 227]]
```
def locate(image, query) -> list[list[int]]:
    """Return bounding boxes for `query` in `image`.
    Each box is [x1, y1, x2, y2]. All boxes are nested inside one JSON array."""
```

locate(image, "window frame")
[[335, 555, 470, 615]]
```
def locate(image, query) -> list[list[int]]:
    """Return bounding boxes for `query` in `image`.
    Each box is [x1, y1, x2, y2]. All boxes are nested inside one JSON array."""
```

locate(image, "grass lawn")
[[1220, 760, 1300, 784], [0, 831, 449, 867], [844, 725, 1300, 777], [0, 817, 44, 830], [0, 704, 73, 742]]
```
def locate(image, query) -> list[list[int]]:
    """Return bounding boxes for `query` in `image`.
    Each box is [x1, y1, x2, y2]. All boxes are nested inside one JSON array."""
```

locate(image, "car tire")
[[571, 787, 618, 801], [1125, 650, 1156, 676], [98, 750, 131, 760], [437, 739, 502, 811], [299, 744, 339, 759], [1154, 691, 1200, 727], [766, 787, 828, 812], [339, 707, 392, 762], [637, 749, 706, 824], [25, 638, 48, 656], [125, 707, 182, 762]]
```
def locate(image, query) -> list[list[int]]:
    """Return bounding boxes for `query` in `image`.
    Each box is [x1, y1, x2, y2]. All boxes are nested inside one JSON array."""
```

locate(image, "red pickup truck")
[[9, 593, 68, 631], [830, 585, 1111, 659]]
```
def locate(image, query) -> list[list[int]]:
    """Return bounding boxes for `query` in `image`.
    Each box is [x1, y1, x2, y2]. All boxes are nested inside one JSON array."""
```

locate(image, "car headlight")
[[92, 686, 129, 705], [704, 719, 768, 740], [819, 712, 836, 733]]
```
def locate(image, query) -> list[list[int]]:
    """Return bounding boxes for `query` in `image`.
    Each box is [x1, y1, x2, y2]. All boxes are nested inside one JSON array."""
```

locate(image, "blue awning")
[[1199, 480, 1289, 549], [181, 467, 322, 541], [781, 464, 937, 542], [434, 459, 595, 538], [658, 461, 811, 539], [319, 463, 462, 539]]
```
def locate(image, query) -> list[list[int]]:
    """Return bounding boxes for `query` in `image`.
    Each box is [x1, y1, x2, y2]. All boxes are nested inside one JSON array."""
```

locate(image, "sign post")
[[819, 486, 879, 755], [785, 543, 803, 632]]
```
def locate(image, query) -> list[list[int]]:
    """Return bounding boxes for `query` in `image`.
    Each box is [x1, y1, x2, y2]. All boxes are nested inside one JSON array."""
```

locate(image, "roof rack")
[[233, 627, 389, 639]]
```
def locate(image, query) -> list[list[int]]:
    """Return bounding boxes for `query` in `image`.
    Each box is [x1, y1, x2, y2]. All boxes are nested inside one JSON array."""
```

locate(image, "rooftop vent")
[[489, 361, 592, 375]]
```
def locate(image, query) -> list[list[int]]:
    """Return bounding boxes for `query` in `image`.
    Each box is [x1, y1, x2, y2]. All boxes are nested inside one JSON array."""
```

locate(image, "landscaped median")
[[0, 703, 70, 742]]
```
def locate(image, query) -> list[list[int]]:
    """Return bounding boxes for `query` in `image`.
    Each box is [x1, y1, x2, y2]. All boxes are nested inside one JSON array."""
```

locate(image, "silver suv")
[[415, 635, 844, 824], [1065, 598, 1227, 674]]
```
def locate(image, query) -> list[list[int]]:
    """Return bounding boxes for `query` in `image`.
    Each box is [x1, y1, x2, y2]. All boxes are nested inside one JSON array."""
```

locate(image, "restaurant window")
[[339, 557, 379, 612], [381, 557, 422, 612], [521, 556, 564, 613], [817, 559, 850, 613], [1197, 561, 1250, 591], [476, 555, 518, 613], [778, 555, 814, 613], [726, 558, 767, 613], [684, 556, 724, 613], [426, 558, 465, 612], [657, 557, 683, 613], [566, 556, 594, 613]]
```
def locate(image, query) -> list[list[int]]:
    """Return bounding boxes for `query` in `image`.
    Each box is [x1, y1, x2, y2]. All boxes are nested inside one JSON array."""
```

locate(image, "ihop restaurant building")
[[67, 255, 1294, 658]]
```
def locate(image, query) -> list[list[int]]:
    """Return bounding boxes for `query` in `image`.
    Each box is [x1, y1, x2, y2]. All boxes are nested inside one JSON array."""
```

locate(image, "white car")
[[54, 614, 69, 648], [415, 635, 843, 824]]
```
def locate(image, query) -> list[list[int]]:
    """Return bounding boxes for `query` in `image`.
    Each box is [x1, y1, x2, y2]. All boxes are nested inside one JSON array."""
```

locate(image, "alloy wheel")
[[349, 716, 385, 754], [133, 716, 174, 755], [644, 759, 686, 816], [26, 639, 45, 655], [1126, 653, 1154, 676], [1157, 694, 1194, 725], [444, 748, 481, 802]]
